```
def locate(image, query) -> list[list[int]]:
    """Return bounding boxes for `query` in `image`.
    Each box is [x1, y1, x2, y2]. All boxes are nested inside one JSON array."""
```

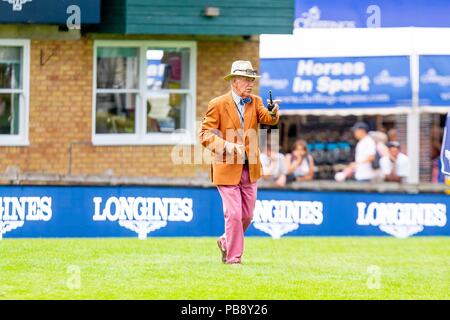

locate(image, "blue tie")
[[240, 97, 252, 106]]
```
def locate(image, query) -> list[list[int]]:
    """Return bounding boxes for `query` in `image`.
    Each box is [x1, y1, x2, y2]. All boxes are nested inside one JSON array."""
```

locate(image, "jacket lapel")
[[244, 95, 255, 132], [224, 92, 242, 130]]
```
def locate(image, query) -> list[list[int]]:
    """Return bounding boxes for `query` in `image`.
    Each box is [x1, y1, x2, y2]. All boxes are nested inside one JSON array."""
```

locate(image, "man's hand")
[[267, 99, 280, 115], [224, 141, 245, 156], [348, 162, 357, 170]]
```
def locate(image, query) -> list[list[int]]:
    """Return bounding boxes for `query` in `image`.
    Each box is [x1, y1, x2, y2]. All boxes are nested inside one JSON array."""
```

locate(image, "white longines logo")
[[356, 202, 447, 238], [0, 196, 52, 239], [93, 196, 193, 239], [2, 0, 32, 11], [252, 200, 323, 238]]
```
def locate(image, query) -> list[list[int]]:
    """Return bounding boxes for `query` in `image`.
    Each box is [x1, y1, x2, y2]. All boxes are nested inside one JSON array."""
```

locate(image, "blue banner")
[[420, 56, 450, 107], [0, 186, 448, 239], [260, 56, 411, 110], [0, 0, 100, 24], [295, 0, 450, 28]]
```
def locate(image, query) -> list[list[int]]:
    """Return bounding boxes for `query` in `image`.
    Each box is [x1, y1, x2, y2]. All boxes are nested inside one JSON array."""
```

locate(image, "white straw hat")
[[224, 60, 260, 81]]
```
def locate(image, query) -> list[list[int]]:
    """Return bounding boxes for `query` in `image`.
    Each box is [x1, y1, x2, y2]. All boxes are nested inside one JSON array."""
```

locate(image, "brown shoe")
[[217, 238, 226, 263]]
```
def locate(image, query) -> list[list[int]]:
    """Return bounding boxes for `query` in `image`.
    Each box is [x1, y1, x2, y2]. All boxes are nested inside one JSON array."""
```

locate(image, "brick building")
[[0, 0, 294, 184]]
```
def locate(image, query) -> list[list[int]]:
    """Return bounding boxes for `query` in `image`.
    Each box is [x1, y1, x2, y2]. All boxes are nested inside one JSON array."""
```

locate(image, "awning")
[[99, 0, 294, 35]]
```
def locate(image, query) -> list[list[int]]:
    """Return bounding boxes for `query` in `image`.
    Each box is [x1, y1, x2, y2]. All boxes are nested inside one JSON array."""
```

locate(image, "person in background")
[[380, 141, 410, 183], [260, 144, 287, 187], [335, 122, 376, 182], [285, 139, 315, 182], [387, 128, 398, 142], [369, 131, 389, 158], [369, 130, 389, 181]]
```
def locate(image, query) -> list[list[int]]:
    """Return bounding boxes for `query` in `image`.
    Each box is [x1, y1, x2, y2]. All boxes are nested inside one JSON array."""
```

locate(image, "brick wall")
[[0, 37, 260, 180]]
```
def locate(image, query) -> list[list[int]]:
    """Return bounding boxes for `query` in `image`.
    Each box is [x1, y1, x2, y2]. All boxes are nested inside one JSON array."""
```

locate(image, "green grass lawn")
[[0, 237, 448, 300]]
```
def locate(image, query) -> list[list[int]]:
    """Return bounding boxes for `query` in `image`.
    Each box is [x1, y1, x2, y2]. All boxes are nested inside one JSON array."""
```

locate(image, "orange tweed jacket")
[[199, 92, 279, 185]]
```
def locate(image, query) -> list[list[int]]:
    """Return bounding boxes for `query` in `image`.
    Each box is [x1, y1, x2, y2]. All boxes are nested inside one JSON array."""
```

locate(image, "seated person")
[[379, 141, 410, 183], [260, 144, 287, 187], [285, 139, 315, 182]]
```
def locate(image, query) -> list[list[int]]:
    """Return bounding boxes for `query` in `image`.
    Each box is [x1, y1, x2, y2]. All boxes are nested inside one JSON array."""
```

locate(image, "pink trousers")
[[217, 165, 257, 264]]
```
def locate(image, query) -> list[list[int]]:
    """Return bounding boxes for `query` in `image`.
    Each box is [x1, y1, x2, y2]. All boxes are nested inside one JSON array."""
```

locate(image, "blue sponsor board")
[[260, 57, 411, 110], [420, 56, 450, 107], [0, 0, 100, 24], [294, 0, 450, 28], [0, 186, 448, 239]]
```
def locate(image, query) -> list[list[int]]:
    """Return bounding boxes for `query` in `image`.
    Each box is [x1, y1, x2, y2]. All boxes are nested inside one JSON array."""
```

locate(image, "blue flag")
[[440, 113, 450, 175]]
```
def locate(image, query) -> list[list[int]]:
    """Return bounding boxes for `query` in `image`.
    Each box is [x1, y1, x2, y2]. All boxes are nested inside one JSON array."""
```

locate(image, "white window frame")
[[92, 40, 197, 146], [0, 39, 30, 146]]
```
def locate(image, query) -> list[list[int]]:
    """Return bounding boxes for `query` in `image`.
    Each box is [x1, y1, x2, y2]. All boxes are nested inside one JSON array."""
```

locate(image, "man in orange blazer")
[[199, 60, 280, 264]]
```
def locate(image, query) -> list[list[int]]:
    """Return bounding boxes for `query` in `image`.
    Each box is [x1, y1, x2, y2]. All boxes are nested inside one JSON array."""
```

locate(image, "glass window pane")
[[97, 47, 139, 89], [146, 93, 188, 133], [0, 93, 20, 135], [146, 48, 190, 90], [0, 47, 21, 89], [96, 93, 136, 134]]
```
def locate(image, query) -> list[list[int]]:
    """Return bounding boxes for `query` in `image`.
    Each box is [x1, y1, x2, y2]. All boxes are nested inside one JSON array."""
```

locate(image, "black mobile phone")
[[268, 90, 274, 111]]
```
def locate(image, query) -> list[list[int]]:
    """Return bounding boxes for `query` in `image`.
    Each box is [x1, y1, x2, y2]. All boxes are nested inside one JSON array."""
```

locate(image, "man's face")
[[231, 76, 255, 97], [388, 130, 398, 141], [389, 147, 400, 158], [353, 128, 366, 140]]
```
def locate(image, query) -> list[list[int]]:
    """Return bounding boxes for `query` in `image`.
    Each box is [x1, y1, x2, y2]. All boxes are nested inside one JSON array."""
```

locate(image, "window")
[[0, 40, 29, 146], [93, 41, 196, 145], [96, 47, 139, 135]]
